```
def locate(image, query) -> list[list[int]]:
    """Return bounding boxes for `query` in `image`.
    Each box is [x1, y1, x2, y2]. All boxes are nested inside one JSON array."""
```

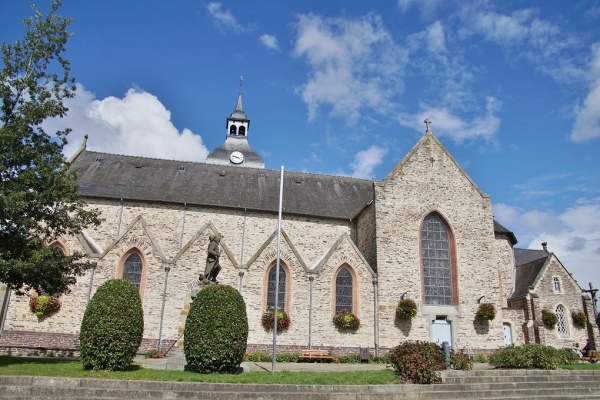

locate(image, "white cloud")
[[398, 96, 501, 142], [292, 13, 405, 124], [350, 145, 388, 179], [397, 0, 444, 16], [206, 2, 245, 34], [493, 202, 600, 289], [570, 43, 600, 142], [259, 34, 280, 51], [44, 84, 209, 162]]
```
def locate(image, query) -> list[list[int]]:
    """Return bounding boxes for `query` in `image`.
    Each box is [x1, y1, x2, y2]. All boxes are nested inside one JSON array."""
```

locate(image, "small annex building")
[[0, 91, 598, 357]]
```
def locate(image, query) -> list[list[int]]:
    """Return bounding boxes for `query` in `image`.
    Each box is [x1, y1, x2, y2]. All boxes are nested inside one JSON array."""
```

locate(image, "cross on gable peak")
[[424, 118, 432, 133]]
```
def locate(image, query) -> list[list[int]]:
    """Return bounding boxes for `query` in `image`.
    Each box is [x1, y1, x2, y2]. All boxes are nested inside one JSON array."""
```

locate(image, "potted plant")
[[261, 308, 291, 332], [572, 311, 588, 328], [541, 309, 558, 329], [332, 310, 360, 330], [476, 302, 496, 321], [396, 298, 418, 320], [29, 294, 61, 317]]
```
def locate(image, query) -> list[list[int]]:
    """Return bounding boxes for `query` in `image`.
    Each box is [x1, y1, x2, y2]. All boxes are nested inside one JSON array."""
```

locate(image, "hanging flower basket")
[[476, 303, 496, 321], [332, 310, 360, 330], [396, 299, 418, 320], [261, 308, 291, 332], [29, 295, 61, 317], [572, 311, 588, 328], [541, 309, 558, 329]]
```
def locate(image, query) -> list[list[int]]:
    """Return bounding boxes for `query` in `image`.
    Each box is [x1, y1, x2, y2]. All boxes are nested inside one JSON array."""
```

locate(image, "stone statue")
[[200, 233, 222, 284]]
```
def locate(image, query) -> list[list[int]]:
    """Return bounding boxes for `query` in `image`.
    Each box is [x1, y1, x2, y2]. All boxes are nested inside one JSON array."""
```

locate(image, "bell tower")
[[205, 77, 265, 168]]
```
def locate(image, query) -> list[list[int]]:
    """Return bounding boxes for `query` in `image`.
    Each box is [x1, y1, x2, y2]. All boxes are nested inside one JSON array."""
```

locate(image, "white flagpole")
[[272, 166, 284, 372]]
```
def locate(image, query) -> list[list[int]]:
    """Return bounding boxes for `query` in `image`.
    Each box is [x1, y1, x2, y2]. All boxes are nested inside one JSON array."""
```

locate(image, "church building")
[[0, 90, 597, 357]]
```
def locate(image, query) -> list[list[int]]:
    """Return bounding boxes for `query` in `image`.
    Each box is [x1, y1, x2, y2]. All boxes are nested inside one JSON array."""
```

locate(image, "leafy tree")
[[0, 1, 100, 295]]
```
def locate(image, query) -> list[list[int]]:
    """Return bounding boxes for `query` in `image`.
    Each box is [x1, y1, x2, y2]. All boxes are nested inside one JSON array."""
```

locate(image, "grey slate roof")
[[493, 220, 518, 245], [509, 248, 550, 299], [71, 150, 374, 220]]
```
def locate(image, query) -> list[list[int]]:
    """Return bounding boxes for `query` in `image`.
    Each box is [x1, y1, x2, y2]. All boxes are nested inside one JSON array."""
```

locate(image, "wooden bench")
[[580, 350, 599, 363], [298, 350, 339, 363]]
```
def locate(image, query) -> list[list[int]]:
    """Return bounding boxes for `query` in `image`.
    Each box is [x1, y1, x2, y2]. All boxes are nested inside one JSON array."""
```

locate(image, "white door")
[[432, 318, 452, 348], [503, 323, 513, 346]]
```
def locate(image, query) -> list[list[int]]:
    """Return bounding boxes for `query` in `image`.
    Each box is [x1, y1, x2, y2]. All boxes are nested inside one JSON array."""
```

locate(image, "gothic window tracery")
[[556, 305, 568, 337], [267, 263, 286, 310], [122, 251, 143, 290], [421, 213, 455, 305], [335, 266, 353, 314]]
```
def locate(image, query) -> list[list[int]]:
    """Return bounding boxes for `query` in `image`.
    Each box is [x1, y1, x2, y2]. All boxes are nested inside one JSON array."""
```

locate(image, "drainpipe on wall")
[[308, 276, 314, 349], [0, 290, 11, 335], [86, 262, 97, 305], [116, 198, 124, 239], [238, 271, 244, 293], [157, 265, 171, 351], [373, 277, 379, 357], [240, 209, 247, 281], [179, 203, 187, 249]]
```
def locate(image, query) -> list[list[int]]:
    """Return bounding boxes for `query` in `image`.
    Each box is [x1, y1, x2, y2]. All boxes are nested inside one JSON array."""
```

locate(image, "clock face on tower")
[[230, 151, 244, 164]]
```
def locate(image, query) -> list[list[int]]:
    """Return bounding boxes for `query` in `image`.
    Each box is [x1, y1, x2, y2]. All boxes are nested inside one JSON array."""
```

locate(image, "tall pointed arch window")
[[421, 213, 456, 305], [335, 266, 354, 314], [266, 263, 286, 310], [118, 249, 147, 298], [556, 305, 568, 337]]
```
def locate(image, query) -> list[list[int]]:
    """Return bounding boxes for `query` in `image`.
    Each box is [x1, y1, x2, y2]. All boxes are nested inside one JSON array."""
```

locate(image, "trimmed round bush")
[[79, 279, 144, 371], [489, 344, 563, 369], [389, 340, 446, 384], [184, 284, 248, 373]]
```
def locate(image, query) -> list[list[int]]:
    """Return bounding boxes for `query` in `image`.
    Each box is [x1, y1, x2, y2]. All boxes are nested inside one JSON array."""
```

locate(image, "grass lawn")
[[0, 356, 400, 385]]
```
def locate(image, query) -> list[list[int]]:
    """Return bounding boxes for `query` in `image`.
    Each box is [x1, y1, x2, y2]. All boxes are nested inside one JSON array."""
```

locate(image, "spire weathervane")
[[240, 76, 244, 91], [424, 118, 432, 133]]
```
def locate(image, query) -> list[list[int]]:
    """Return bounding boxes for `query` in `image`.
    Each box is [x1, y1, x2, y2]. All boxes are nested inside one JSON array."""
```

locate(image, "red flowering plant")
[[476, 303, 496, 321], [333, 310, 360, 330], [29, 294, 61, 317], [261, 308, 291, 332]]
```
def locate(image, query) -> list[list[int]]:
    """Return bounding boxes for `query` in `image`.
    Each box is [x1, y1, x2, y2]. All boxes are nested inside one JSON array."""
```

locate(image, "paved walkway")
[[134, 353, 493, 372]]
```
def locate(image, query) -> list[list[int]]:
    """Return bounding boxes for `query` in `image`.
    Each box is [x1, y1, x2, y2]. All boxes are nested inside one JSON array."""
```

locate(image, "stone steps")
[[1, 370, 599, 399]]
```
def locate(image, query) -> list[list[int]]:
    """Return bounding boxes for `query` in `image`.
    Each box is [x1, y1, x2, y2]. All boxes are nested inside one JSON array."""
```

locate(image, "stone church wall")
[[373, 134, 504, 351]]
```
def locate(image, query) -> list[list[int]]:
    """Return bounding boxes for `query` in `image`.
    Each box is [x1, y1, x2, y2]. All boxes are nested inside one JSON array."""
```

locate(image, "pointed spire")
[[230, 77, 248, 120]]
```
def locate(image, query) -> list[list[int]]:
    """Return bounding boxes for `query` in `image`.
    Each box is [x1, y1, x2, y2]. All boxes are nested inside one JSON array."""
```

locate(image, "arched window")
[[229, 125, 237, 135], [122, 251, 143, 290], [266, 263, 286, 310], [421, 213, 456, 305], [553, 277, 561, 293], [335, 266, 353, 314], [556, 305, 568, 337], [238, 126, 246, 136]]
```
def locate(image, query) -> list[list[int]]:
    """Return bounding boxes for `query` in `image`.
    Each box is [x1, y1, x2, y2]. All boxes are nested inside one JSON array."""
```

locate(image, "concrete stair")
[[1, 370, 600, 399]]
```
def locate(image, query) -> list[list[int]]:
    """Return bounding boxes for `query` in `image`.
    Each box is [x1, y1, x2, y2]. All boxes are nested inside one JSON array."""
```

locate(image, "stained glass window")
[[422, 214, 452, 305], [267, 263, 286, 310], [123, 252, 143, 290], [336, 267, 353, 314], [556, 305, 568, 337]]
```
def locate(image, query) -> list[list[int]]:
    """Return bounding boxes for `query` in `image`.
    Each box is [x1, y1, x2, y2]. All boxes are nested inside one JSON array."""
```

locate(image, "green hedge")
[[184, 285, 248, 373], [79, 279, 144, 371], [489, 344, 578, 369]]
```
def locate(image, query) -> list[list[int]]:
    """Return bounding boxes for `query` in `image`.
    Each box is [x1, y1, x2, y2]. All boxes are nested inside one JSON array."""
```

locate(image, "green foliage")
[[0, 0, 100, 295], [476, 302, 496, 321], [572, 311, 588, 328], [29, 294, 61, 316], [184, 285, 249, 373], [79, 279, 143, 371], [244, 351, 271, 362], [332, 310, 360, 330], [261, 308, 291, 332], [389, 340, 446, 384], [489, 344, 564, 369], [396, 298, 418, 319], [145, 349, 166, 359], [542, 310, 558, 329], [450, 348, 473, 370], [473, 353, 489, 363], [557, 348, 580, 365], [338, 353, 360, 363]]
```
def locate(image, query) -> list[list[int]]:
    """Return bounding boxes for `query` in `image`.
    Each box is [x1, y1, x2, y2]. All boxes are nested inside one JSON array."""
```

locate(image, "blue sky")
[[2, 1, 600, 292]]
